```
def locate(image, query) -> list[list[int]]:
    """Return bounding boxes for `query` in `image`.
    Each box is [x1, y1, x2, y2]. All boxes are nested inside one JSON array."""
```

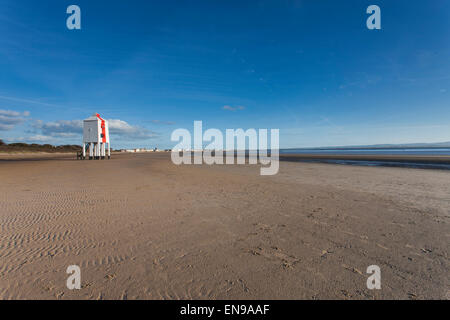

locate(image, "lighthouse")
[[82, 113, 111, 160]]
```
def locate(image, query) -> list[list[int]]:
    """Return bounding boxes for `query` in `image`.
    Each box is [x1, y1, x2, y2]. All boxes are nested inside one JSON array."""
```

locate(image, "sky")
[[0, 0, 449, 149]]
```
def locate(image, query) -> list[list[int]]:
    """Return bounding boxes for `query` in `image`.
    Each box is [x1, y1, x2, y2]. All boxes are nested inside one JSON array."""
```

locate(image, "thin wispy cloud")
[[0, 95, 93, 112], [149, 120, 176, 125], [0, 95, 63, 108], [223, 105, 245, 111]]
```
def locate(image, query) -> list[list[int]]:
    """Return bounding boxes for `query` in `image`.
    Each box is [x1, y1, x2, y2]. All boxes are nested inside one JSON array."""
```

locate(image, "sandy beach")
[[0, 153, 448, 300]]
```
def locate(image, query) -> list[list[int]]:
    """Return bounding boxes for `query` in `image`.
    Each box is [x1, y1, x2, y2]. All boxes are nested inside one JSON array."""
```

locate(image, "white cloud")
[[26, 135, 54, 142], [33, 119, 83, 137], [0, 109, 30, 131], [30, 118, 157, 141], [5, 135, 54, 143], [108, 119, 157, 139]]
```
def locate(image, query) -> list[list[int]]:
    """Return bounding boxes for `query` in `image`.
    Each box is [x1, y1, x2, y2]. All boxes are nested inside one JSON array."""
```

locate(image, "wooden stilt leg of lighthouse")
[[89, 143, 93, 160], [101, 143, 106, 159]]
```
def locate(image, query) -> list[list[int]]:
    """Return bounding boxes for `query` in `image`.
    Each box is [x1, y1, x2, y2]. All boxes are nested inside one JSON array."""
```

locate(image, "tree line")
[[0, 139, 81, 153]]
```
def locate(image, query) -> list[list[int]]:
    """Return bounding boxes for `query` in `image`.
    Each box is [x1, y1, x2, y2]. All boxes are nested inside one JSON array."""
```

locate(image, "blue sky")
[[0, 0, 449, 149]]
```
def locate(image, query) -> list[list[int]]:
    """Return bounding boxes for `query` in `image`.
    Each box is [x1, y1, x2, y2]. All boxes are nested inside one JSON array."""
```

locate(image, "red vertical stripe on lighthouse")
[[96, 114, 107, 143]]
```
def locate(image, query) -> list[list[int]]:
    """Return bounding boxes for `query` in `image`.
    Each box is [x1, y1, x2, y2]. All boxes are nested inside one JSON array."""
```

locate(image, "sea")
[[278, 148, 450, 170]]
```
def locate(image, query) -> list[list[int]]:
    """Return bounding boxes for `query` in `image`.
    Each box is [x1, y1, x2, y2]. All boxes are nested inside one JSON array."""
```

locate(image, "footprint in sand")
[[249, 246, 300, 269]]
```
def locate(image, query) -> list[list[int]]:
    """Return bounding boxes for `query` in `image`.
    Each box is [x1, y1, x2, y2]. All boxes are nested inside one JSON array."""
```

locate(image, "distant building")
[[119, 147, 171, 153]]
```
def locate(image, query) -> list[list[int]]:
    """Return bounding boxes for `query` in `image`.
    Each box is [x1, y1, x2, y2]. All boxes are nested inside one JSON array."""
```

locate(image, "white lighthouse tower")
[[82, 113, 111, 160]]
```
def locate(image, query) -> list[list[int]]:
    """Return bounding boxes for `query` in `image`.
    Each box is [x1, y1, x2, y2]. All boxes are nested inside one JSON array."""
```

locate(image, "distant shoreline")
[[279, 154, 450, 170], [282, 146, 450, 151]]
